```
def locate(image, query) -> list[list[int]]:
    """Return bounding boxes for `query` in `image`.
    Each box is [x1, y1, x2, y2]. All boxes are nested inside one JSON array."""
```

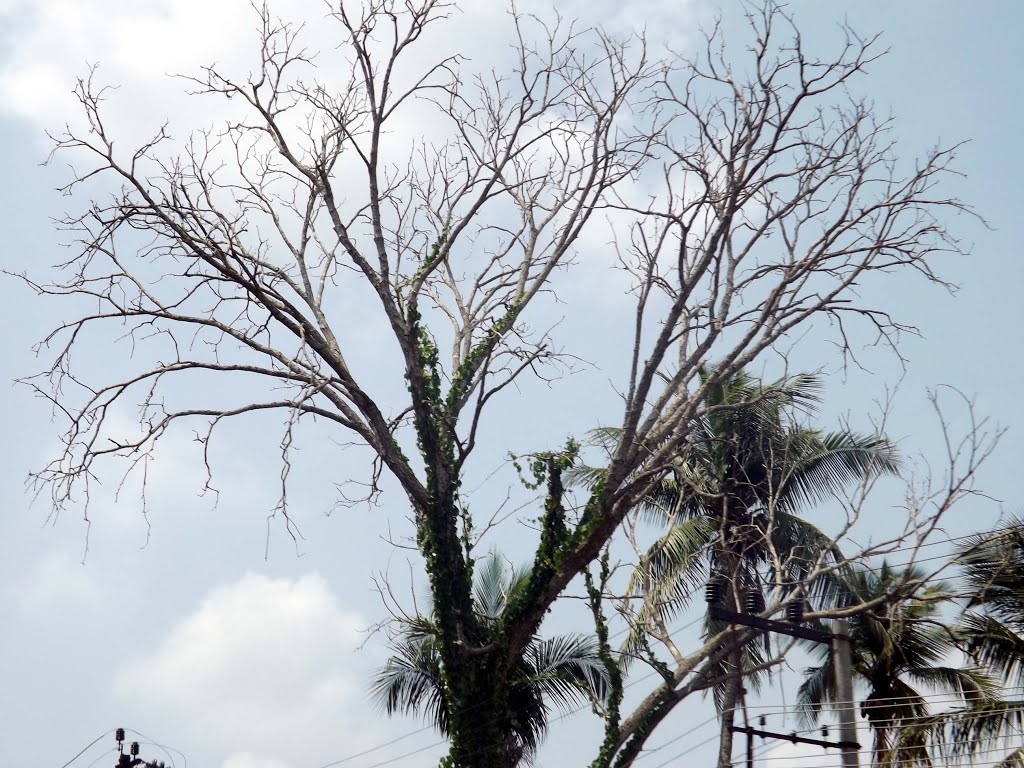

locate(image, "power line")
[[650, 731, 721, 768], [742, 688, 1024, 716], [318, 619, 1021, 767], [124, 730, 188, 768], [634, 713, 722, 762], [738, 698, 1024, 764], [319, 682, 1024, 767], [659, 726, 1024, 768], [83, 750, 117, 768], [752, 728, 1024, 762], [312, 725, 435, 768], [311, 615, 708, 768], [363, 740, 446, 768], [355, 667, 669, 768], [310, 522, 1016, 768], [752, 738, 1024, 766], [58, 731, 114, 768]]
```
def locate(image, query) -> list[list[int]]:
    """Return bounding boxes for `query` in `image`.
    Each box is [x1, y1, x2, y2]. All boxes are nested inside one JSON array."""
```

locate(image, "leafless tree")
[[15, 1, 979, 765]]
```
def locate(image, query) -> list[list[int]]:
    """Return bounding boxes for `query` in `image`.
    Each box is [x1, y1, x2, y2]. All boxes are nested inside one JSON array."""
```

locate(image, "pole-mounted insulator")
[[786, 600, 805, 623], [744, 590, 761, 613], [706, 579, 723, 604]]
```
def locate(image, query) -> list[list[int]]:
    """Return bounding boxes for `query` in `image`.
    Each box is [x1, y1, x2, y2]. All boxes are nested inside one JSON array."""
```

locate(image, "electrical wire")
[[363, 740, 446, 768], [355, 667, 668, 768], [751, 737, 1024, 765], [847, 526, 1014, 558], [83, 749, 117, 768], [348, 686, 1024, 768], [125, 729, 188, 768], [309, 524, 1017, 768], [632, 713, 722, 762], [58, 731, 114, 768], [742, 688, 1024, 716], [650, 731, 721, 768], [696, 696, 1024, 768], [748, 729, 1024, 762], [659, 728, 1024, 768], [312, 726, 435, 768], [310, 615, 706, 768]]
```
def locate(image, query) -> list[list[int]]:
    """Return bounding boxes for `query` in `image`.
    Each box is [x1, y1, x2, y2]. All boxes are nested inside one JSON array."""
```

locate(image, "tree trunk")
[[443, 651, 518, 768], [872, 722, 890, 768], [716, 646, 743, 768], [716, 516, 744, 768]]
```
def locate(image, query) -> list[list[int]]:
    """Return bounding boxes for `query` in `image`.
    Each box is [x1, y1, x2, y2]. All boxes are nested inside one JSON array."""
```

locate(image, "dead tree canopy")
[[18, 2, 974, 766]]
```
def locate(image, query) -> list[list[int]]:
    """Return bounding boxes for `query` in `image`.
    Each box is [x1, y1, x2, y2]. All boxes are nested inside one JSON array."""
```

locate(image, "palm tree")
[[574, 365, 899, 768], [931, 517, 1024, 767], [958, 516, 1024, 687], [371, 551, 611, 767], [798, 562, 999, 767]]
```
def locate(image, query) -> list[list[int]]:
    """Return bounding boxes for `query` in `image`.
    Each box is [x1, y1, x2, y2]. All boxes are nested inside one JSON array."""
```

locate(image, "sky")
[[1, 2, 1023, 768]]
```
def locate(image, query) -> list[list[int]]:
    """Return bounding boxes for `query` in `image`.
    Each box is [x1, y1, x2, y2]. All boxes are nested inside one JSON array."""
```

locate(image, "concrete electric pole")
[[832, 619, 860, 768]]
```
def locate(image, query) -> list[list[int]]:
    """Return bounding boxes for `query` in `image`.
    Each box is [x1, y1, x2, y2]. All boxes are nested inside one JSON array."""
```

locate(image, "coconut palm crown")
[[371, 551, 611, 767], [798, 562, 999, 768], [958, 515, 1024, 685], [935, 517, 1024, 767], [572, 365, 900, 768], [626, 367, 899, 631], [572, 366, 899, 658]]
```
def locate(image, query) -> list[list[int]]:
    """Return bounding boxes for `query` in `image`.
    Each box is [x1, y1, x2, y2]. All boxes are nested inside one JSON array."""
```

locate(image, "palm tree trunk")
[[871, 720, 889, 767], [716, 646, 743, 768]]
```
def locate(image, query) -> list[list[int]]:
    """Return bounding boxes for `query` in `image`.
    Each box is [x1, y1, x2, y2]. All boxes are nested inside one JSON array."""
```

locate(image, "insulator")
[[759, 715, 766, 728], [116, 729, 125, 743], [822, 725, 829, 738], [130, 742, 140, 757], [705, 579, 723, 604], [786, 600, 805, 623], [744, 590, 761, 613]]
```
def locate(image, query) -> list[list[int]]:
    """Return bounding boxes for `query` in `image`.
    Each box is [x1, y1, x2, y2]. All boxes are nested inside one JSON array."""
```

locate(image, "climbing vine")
[[587, 549, 624, 768]]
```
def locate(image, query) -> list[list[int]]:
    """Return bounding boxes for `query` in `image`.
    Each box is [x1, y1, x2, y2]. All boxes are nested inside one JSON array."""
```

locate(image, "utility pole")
[[114, 728, 167, 768], [707, 586, 861, 767], [832, 619, 860, 768], [740, 687, 754, 768]]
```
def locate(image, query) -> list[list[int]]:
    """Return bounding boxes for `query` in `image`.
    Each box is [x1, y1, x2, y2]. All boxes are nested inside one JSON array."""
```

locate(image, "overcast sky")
[[1, 2, 1022, 768]]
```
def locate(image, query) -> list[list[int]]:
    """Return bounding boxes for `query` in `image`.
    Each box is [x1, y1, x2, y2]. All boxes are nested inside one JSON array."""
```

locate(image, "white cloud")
[[115, 572, 378, 763], [0, 0, 700, 138], [0, 0, 255, 131]]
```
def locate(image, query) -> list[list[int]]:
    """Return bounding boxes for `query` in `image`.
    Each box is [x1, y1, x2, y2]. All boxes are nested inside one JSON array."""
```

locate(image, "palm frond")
[[565, 463, 610, 492], [995, 747, 1024, 768], [622, 518, 714, 659], [958, 516, 1024, 629], [959, 613, 1024, 686], [370, 635, 448, 733], [525, 635, 611, 709], [923, 699, 1024, 759], [473, 551, 509, 620], [908, 665, 999, 701], [797, 656, 837, 725], [632, 517, 715, 606], [472, 550, 531, 621], [778, 430, 900, 512]]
